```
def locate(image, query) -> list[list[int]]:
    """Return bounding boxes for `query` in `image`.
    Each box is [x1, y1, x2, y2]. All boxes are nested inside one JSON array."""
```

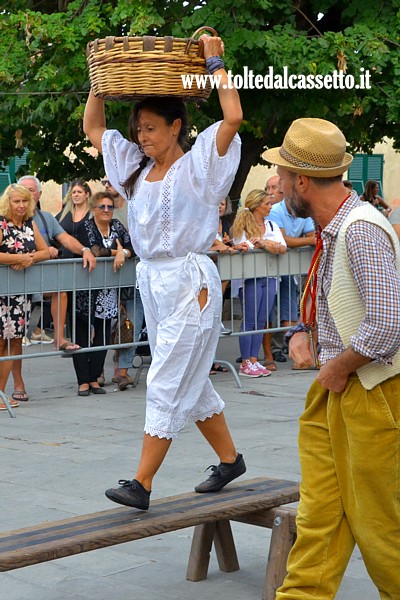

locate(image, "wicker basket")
[[86, 27, 217, 102]]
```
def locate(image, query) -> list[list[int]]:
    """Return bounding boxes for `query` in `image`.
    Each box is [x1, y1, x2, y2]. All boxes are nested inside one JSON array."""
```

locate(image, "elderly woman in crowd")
[[0, 184, 50, 411], [231, 189, 286, 378], [83, 33, 246, 511], [70, 190, 134, 397]]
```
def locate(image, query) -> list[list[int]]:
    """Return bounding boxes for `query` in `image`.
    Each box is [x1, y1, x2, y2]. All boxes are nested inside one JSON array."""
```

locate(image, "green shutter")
[[0, 172, 12, 194], [348, 153, 384, 196], [0, 150, 29, 195], [13, 149, 29, 178]]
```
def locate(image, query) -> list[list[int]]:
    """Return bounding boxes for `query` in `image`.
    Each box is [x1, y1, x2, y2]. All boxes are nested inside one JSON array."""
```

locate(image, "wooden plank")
[[263, 509, 296, 600], [0, 477, 299, 571], [186, 523, 216, 581], [233, 506, 297, 533], [186, 520, 239, 581], [213, 520, 239, 573]]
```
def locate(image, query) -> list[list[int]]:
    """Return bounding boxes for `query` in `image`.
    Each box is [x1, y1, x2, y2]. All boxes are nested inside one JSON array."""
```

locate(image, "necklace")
[[96, 224, 110, 238]]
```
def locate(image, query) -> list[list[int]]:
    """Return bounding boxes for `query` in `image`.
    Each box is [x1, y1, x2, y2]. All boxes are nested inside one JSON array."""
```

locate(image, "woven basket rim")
[[86, 26, 218, 56], [86, 27, 217, 102], [87, 34, 199, 43], [87, 26, 218, 46]]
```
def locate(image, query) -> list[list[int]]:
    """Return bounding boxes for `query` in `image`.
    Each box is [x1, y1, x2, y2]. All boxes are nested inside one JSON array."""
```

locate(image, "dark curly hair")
[[123, 97, 189, 198]]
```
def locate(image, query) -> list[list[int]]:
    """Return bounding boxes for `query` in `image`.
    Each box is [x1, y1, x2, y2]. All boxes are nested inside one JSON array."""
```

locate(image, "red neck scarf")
[[300, 193, 351, 328]]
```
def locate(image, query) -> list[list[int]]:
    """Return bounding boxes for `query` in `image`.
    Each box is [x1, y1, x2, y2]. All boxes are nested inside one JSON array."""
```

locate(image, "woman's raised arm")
[[83, 90, 107, 154], [200, 35, 243, 157]]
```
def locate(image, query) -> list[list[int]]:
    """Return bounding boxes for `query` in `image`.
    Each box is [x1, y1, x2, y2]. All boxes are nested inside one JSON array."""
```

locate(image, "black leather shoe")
[[273, 351, 287, 363], [89, 385, 107, 394], [105, 479, 151, 510], [78, 388, 90, 397], [195, 454, 246, 493]]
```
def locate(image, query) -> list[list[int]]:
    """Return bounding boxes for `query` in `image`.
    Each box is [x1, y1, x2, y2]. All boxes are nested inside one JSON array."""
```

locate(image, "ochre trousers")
[[276, 374, 400, 600]]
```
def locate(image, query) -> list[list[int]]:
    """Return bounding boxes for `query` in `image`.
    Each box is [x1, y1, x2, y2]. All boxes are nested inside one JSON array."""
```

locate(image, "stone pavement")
[[1, 336, 376, 600]]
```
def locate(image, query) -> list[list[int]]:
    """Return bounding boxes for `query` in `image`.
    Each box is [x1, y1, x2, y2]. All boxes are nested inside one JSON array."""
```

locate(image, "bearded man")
[[264, 118, 400, 600]]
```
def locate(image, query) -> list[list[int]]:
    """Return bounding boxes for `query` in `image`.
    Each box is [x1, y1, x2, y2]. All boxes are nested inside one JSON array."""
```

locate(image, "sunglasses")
[[96, 204, 114, 211], [101, 179, 110, 186]]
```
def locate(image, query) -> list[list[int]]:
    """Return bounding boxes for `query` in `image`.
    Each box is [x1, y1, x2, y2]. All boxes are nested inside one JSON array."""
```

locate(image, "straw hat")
[[263, 118, 353, 177]]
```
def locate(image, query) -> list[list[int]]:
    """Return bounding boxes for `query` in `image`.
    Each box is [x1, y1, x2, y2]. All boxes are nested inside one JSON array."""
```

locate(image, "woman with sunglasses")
[[72, 191, 134, 396]]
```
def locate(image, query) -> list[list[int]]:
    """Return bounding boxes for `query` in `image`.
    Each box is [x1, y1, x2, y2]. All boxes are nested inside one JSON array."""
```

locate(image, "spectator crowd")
[[1, 169, 400, 412]]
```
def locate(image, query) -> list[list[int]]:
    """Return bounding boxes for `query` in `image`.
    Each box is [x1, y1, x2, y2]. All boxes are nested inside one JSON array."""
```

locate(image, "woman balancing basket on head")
[[84, 28, 246, 510]]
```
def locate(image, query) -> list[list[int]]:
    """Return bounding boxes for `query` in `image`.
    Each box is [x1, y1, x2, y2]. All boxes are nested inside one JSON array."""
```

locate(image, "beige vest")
[[328, 204, 400, 390]]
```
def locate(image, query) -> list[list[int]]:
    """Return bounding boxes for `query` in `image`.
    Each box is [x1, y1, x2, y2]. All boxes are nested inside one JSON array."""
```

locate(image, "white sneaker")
[[22, 336, 32, 347], [30, 331, 54, 344], [220, 325, 232, 335], [254, 361, 272, 377], [239, 360, 263, 378]]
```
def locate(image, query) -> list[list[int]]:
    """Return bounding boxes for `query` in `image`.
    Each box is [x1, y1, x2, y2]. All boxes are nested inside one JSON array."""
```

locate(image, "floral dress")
[[0, 216, 36, 339], [74, 218, 134, 320]]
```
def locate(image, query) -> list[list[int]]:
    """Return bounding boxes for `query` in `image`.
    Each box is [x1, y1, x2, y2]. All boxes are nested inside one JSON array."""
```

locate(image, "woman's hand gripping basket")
[[86, 27, 218, 102]]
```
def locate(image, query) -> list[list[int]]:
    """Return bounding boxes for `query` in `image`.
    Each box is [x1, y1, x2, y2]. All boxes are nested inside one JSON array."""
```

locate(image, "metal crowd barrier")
[[216, 247, 313, 335], [0, 249, 313, 415], [0, 257, 140, 360]]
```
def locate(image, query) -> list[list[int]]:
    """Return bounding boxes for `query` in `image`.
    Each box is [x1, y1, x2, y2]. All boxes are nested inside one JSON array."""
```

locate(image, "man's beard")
[[286, 185, 312, 219]]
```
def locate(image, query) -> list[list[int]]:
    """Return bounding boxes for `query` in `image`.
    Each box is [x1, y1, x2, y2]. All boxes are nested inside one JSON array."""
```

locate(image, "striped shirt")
[[317, 192, 400, 365]]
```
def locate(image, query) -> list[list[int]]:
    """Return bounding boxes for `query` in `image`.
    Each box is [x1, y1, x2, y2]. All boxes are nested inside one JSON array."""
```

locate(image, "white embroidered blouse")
[[102, 121, 241, 260]]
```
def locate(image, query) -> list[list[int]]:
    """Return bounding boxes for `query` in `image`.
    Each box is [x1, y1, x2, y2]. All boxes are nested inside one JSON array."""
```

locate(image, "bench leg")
[[263, 509, 296, 600], [186, 522, 216, 581], [186, 520, 240, 582], [214, 520, 240, 573]]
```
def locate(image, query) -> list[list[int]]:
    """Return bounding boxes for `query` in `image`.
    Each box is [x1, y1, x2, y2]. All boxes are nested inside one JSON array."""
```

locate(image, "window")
[[0, 149, 29, 194], [347, 153, 384, 196]]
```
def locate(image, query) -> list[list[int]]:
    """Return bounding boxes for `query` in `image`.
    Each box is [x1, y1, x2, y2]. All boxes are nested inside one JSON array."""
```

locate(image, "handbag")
[[113, 305, 134, 345]]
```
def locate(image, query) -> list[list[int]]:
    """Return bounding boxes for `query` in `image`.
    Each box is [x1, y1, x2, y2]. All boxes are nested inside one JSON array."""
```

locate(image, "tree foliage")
[[0, 0, 399, 198]]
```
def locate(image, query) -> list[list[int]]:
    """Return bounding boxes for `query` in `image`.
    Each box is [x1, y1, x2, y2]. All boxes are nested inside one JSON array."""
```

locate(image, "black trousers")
[[72, 315, 111, 385]]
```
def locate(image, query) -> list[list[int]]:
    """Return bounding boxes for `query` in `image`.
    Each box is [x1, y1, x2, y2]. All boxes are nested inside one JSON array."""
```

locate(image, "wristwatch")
[[122, 249, 129, 257], [283, 322, 311, 346], [81, 247, 91, 254]]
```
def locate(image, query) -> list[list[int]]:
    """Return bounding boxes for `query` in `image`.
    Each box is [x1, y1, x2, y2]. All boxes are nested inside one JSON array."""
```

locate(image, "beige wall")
[[39, 145, 103, 214], [241, 164, 278, 203], [39, 138, 400, 213], [241, 137, 400, 206], [373, 138, 400, 202], [40, 179, 104, 215]]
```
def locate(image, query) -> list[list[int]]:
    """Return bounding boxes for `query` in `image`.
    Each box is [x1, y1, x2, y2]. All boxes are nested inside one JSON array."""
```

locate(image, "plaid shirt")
[[317, 192, 400, 365]]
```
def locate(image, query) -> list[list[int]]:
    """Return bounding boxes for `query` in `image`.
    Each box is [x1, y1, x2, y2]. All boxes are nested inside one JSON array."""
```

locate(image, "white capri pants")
[[136, 253, 225, 439]]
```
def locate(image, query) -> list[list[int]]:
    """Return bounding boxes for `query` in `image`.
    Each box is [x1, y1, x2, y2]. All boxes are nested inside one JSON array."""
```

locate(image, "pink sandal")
[[0, 396, 19, 411]]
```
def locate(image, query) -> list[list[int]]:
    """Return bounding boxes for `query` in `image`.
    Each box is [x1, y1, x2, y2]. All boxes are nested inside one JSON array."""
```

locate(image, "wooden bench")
[[0, 477, 299, 599]]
